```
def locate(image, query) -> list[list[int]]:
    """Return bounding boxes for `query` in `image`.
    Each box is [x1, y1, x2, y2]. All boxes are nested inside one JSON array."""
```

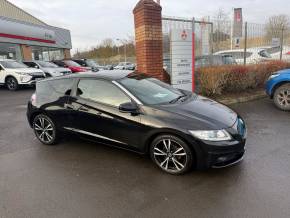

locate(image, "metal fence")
[[162, 16, 290, 71]]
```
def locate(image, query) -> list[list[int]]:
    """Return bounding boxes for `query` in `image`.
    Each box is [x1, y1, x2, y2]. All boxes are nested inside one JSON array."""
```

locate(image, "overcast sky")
[[9, 0, 290, 53]]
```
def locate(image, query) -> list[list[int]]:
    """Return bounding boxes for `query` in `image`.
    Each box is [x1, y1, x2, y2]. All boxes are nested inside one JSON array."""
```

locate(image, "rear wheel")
[[33, 114, 59, 145], [274, 84, 290, 111], [150, 135, 193, 175], [6, 77, 18, 91]]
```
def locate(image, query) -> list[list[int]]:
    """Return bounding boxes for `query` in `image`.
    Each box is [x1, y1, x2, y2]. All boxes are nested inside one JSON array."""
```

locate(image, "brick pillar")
[[64, 49, 71, 59], [21, 45, 32, 61], [133, 0, 165, 81]]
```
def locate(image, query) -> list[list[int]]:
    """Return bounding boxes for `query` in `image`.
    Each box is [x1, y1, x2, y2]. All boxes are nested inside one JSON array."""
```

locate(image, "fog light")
[[217, 156, 228, 162]]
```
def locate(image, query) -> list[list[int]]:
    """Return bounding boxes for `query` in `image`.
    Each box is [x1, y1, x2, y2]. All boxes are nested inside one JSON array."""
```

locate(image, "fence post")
[[243, 22, 248, 66], [280, 28, 284, 61]]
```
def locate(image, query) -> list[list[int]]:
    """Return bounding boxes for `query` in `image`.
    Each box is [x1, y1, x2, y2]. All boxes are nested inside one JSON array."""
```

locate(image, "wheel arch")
[[143, 129, 201, 166], [271, 81, 290, 98]]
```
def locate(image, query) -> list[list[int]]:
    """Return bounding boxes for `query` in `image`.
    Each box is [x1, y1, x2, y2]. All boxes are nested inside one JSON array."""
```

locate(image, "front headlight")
[[189, 130, 232, 141], [16, 72, 32, 76], [268, 73, 280, 80]]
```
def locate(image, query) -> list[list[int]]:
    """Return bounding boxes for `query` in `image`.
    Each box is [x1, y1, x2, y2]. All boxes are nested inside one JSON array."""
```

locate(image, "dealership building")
[[0, 0, 72, 61]]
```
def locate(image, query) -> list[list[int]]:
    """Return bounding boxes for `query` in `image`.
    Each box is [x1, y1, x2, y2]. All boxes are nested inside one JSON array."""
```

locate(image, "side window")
[[77, 79, 130, 107], [25, 62, 37, 68], [0, 64, 3, 70], [49, 79, 74, 96]]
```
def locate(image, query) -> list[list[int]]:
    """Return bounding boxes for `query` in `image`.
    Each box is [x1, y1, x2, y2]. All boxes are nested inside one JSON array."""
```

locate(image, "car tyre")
[[273, 83, 290, 111], [6, 77, 19, 91], [33, 114, 59, 145], [150, 135, 193, 175]]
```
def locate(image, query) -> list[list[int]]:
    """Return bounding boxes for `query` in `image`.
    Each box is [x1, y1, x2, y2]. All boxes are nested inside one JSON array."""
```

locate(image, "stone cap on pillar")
[[133, 0, 161, 14]]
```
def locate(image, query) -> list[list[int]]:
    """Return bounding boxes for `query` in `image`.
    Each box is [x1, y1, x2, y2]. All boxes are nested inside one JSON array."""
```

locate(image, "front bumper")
[[192, 117, 247, 170], [194, 139, 246, 169]]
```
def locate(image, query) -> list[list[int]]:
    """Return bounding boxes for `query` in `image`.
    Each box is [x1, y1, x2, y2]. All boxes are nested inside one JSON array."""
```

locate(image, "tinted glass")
[[24, 62, 37, 68], [77, 79, 130, 107], [37, 78, 74, 104], [64, 60, 81, 67], [119, 77, 184, 105], [259, 50, 271, 58], [37, 61, 58, 68], [0, 61, 28, 69]]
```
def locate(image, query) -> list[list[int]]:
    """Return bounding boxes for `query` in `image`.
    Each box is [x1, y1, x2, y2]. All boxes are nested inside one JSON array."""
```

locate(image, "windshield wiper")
[[169, 95, 187, 104]]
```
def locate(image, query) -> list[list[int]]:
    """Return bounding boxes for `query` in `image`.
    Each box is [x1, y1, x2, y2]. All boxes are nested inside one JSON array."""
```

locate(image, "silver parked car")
[[23, 61, 72, 77]]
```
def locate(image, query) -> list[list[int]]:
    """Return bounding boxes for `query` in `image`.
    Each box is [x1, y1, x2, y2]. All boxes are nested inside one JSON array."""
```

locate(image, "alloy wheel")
[[7, 78, 17, 90], [277, 89, 290, 106], [153, 138, 188, 173], [34, 116, 55, 144]]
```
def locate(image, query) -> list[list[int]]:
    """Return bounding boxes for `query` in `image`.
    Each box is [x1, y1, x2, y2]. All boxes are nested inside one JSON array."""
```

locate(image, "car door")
[[66, 78, 145, 150], [0, 64, 6, 84]]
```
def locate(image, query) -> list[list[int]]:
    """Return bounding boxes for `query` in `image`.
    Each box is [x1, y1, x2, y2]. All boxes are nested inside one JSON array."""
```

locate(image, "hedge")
[[198, 61, 290, 96]]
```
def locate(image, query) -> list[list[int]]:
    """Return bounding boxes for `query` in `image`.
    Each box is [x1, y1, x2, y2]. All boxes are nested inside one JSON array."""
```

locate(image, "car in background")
[[215, 48, 272, 64], [73, 59, 100, 72], [195, 54, 237, 68], [27, 71, 246, 175], [266, 69, 290, 111], [23, 61, 72, 77], [264, 46, 290, 62], [0, 59, 45, 91], [114, 62, 135, 70], [104, 64, 115, 70], [52, 60, 91, 73]]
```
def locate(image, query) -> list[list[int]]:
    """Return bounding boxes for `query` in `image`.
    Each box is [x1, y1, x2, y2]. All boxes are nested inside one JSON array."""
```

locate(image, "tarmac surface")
[[0, 87, 290, 218]]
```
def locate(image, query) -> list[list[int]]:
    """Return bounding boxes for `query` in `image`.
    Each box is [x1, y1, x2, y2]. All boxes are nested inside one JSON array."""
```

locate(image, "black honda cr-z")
[[27, 71, 246, 175]]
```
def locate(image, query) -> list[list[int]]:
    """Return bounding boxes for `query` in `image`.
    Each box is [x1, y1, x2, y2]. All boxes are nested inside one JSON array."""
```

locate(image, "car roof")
[[39, 70, 136, 83]]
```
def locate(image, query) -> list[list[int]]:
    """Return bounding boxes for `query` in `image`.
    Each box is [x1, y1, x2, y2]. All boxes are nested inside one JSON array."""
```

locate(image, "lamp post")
[[116, 38, 121, 63]]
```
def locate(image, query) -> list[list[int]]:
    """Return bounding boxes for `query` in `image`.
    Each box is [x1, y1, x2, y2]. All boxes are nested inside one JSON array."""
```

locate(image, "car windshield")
[[86, 60, 98, 67], [259, 50, 272, 58], [37, 61, 58, 68], [64, 60, 81, 67], [119, 76, 186, 105], [0, 61, 28, 69]]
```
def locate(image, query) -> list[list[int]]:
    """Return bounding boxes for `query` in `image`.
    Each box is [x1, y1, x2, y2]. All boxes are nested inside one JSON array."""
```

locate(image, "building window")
[[0, 43, 22, 60], [31, 46, 64, 61]]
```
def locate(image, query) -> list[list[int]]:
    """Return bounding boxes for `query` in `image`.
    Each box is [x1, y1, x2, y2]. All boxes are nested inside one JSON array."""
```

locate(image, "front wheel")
[[150, 135, 193, 175], [33, 114, 59, 145], [273, 84, 290, 111], [6, 77, 19, 91]]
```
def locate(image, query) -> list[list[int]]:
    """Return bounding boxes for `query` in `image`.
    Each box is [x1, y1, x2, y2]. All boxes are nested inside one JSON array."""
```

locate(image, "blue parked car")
[[266, 69, 290, 111]]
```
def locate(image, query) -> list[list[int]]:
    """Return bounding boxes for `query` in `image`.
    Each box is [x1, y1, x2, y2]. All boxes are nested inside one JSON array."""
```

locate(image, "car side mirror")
[[0, 66, 3, 71], [119, 102, 139, 114], [34, 65, 39, 69]]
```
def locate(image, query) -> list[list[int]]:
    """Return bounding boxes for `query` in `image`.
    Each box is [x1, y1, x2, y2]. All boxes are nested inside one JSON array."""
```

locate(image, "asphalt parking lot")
[[0, 87, 290, 218]]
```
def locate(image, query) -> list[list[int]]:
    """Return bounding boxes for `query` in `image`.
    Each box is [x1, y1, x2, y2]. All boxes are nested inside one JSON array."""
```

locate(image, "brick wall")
[[133, 0, 166, 82], [21, 45, 32, 61], [64, 49, 71, 59]]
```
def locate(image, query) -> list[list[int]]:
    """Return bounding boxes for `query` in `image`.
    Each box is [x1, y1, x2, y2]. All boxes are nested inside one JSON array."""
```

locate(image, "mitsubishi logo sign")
[[181, 30, 187, 40]]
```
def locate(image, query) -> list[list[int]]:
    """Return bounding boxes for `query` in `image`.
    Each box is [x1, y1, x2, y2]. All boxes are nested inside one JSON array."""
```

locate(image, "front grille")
[[31, 75, 45, 80], [61, 71, 71, 75]]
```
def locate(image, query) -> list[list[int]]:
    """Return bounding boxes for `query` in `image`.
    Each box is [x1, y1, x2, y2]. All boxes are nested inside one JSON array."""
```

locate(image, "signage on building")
[[233, 8, 243, 38], [0, 18, 56, 44], [170, 29, 193, 91]]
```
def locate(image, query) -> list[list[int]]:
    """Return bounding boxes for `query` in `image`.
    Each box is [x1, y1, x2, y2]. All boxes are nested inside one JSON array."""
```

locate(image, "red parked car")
[[52, 60, 91, 73]]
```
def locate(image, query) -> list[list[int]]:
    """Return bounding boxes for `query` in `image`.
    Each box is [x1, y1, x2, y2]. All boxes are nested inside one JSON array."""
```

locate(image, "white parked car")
[[114, 62, 135, 70], [0, 59, 45, 91], [23, 60, 72, 77], [214, 48, 272, 64], [263, 46, 290, 62]]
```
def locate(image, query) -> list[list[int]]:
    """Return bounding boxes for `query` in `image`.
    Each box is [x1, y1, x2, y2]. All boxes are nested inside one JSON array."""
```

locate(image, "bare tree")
[[266, 15, 290, 39]]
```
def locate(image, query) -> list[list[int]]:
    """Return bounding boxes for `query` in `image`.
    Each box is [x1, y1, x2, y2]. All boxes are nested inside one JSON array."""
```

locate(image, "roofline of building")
[[5, 0, 47, 26]]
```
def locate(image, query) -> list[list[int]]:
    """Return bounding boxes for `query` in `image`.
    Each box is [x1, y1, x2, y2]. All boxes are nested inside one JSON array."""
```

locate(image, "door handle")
[[64, 103, 75, 110]]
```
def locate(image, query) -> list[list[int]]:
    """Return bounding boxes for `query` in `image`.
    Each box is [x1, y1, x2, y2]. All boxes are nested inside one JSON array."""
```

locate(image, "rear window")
[[36, 78, 74, 104]]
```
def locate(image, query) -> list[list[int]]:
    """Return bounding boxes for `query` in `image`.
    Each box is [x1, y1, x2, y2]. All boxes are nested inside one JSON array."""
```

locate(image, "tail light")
[[31, 93, 37, 105]]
